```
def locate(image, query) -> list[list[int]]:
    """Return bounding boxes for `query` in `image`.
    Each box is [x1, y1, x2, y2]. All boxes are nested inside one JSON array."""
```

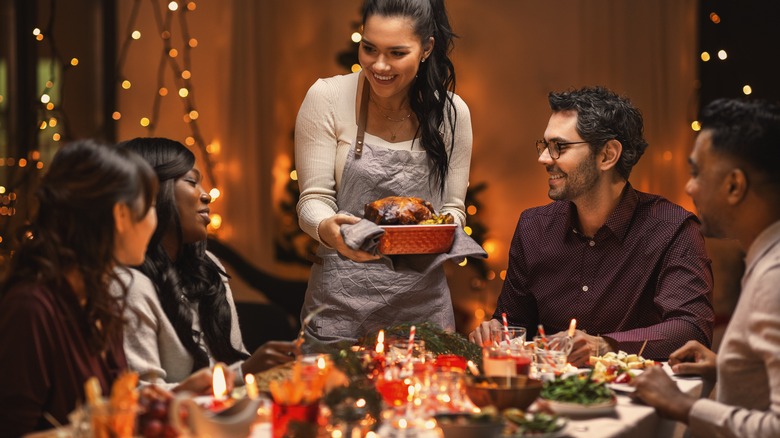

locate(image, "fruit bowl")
[[464, 376, 543, 411]]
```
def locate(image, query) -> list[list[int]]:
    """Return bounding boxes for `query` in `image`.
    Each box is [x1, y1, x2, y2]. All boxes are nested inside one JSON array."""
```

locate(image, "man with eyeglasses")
[[470, 86, 714, 366]]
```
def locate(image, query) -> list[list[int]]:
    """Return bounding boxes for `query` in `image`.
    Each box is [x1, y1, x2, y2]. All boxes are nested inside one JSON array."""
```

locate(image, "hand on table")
[[319, 214, 381, 262], [631, 366, 696, 423], [667, 340, 717, 382], [242, 340, 298, 374], [559, 330, 613, 367], [468, 319, 503, 346]]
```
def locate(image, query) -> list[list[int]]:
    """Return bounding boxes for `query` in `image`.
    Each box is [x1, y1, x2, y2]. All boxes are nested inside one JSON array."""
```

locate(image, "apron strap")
[[355, 76, 370, 158]]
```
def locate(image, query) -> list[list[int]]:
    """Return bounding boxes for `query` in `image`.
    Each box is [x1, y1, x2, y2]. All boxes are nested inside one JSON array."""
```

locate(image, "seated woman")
[[0, 140, 158, 435], [118, 137, 296, 393]]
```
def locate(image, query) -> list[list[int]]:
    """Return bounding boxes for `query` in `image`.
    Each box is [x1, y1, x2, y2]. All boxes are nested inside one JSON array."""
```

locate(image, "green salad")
[[504, 409, 563, 434], [540, 373, 613, 405]]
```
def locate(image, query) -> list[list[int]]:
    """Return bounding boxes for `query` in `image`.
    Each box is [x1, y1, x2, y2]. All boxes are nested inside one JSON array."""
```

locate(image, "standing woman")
[[119, 137, 295, 393], [295, 0, 473, 346], [0, 140, 158, 435]]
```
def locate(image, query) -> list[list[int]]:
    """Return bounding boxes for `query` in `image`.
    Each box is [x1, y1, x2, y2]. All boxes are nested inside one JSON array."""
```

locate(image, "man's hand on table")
[[631, 366, 696, 423], [559, 330, 615, 367], [668, 340, 718, 382], [468, 319, 503, 346]]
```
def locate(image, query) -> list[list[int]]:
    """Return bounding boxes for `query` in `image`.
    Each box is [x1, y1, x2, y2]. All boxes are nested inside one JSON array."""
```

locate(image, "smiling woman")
[[294, 0, 475, 349], [0, 140, 158, 435], [117, 137, 296, 394]]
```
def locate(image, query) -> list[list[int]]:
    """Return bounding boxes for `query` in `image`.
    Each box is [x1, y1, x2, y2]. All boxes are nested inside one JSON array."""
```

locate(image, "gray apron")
[[301, 136, 455, 348]]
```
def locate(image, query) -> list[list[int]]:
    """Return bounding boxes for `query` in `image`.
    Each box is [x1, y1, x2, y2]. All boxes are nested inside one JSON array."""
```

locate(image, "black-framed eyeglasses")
[[535, 139, 589, 159]]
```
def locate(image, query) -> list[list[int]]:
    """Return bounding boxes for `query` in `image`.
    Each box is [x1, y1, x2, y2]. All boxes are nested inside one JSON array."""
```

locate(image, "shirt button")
[[582, 285, 589, 292], [589, 240, 595, 247]]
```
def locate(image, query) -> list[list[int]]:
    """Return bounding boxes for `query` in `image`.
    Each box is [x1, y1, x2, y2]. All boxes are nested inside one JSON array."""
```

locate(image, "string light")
[[717, 50, 727, 60], [742, 85, 752, 95], [700, 52, 710, 62], [70, 58, 79, 66], [209, 188, 221, 200], [132, 30, 141, 40], [168, 1, 179, 11], [463, 225, 472, 236], [691, 120, 701, 131], [709, 12, 721, 24]]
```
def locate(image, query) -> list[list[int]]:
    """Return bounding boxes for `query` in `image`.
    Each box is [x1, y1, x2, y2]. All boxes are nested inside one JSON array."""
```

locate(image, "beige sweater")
[[294, 71, 473, 242]]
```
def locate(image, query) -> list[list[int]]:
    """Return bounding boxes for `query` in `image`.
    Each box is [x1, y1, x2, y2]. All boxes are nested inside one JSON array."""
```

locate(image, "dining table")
[[555, 362, 705, 438]]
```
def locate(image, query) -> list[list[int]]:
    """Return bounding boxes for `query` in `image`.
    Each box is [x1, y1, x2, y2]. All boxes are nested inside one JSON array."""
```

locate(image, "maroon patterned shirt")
[[494, 184, 714, 360]]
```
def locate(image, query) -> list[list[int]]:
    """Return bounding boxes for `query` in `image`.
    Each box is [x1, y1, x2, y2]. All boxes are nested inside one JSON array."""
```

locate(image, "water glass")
[[490, 326, 527, 347], [533, 335, 573, 376], [482, 345, 532, 377]]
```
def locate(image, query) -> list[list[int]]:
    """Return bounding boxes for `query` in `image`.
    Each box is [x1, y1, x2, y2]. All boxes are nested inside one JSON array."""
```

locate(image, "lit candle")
[[245, 373, 259, 400], [467, 360, 480, 376], [209, 364, 232, 411], [375, 329, 385, 355], [568, 318, 577, 337]]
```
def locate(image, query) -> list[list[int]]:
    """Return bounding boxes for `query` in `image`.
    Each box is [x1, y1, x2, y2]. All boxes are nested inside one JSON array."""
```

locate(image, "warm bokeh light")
[[351, 64, 362, 73], [458, 258, 468, 266], [482, 239, 497, 256], [185, 136, 196, 146], [161, 30, 171, 40], [206, 140, 220, 154], [48, 117, 57, 127], [187, 1, 197, 11], [663, 151, 673, 161], [717, 50, 727, 60], [112, 111, 121, 120], [474, 308, 486, 320], [700, 52, 710, 62], [351, 32, 362, 43], [36, 162, 44, 169], [209, 213, 223, 230], [168, 1, 179, 11], [159, 87, 168, 96], [0, 186, 4, 194], [31, 151, 40, 160], [486, 271, 496, 280], [122, 80, 132, 89], [70, 58, 79, 66], [691, 120, 701, 132], [168, 48, 178, 58], [39, 121, 47, 130], [140, 117, 150, 127], [290, 170, 298, 181], [189, 110, 199, 120], [209, 188, 221, 200], [463, 225, 472, 236], [40, 94, 50, 104], [188, 38, 198, 48], [743, 85, 752, 95], [46, 103, 54, 110], [466, 205, 477, 215], [709, 12, 721, 24], [131, 30, 141, 39], [32, 28, 41, 36], [18, 159, 27, 168], [52, 133, 61, 141], [178, 88, 189, 97], [181, 70, 191, 79]]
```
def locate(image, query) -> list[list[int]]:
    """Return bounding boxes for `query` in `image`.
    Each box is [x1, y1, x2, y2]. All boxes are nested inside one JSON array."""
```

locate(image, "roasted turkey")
[[363, 196, 453, 225]]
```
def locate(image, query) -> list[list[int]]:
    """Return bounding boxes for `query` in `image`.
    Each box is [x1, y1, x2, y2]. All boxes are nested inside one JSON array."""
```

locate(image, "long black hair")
[[0, 140, 158, 354], [119, 137, 248, 372], [362, 0, 458, 195]]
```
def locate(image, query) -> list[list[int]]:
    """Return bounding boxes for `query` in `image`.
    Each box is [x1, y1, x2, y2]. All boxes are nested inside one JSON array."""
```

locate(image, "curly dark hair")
[[700, 98, 780, 189], [548, 86, 648, 180], [362, 0, 458, 195], [0, 140, 158, 354], [119, 137, 248, 372]]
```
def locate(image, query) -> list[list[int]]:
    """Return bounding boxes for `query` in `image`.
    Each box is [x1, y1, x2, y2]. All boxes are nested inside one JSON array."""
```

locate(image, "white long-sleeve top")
[[294, 71, 473, 242]]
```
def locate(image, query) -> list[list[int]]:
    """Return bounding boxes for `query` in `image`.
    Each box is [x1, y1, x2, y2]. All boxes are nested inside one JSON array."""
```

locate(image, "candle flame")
[[376, 330, 385, 354], [568, 318, 577, 337], [212, 364, 228, 400], [317, 356, 327, 370], [244, 373, 258, 399]]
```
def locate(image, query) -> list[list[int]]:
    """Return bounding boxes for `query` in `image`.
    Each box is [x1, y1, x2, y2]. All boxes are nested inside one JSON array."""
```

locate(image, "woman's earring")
[[421, 58, 426, 63]]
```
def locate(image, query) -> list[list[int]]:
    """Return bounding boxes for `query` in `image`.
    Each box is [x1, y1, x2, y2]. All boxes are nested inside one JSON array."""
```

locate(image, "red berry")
[[142, 419, 163, 438]]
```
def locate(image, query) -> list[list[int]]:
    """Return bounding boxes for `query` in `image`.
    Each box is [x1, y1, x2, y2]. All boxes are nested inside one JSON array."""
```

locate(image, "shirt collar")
[[744, 219, 780, 278], [565, 183, 638, 242]]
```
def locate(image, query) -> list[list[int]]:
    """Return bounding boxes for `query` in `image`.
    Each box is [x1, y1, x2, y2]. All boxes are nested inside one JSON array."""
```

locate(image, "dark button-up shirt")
[[494, 184, 714, 360]]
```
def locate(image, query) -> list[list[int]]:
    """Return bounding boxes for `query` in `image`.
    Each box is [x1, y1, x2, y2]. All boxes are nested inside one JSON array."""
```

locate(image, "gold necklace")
[[369, 97, 412, 141]]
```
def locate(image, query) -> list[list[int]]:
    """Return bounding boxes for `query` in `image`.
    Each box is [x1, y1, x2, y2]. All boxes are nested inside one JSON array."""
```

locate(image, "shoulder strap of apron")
[[355, 76, 370, 158]]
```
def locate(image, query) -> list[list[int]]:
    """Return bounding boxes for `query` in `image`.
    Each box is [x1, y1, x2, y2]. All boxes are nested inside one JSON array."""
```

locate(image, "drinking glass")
[[533, 335, 573, 376], [489, 326, 527, 347], [482, 344, 532, 377]]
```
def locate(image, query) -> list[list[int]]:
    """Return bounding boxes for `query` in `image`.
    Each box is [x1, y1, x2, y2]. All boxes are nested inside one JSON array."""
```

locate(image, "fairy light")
[[52, 133, 61, 141], [178, 88, 189, 97], [70, 58, 79, 66], [486, 271, 496, 280], [168, 1, 179, 11], [32, 28, 41, 36], [466, 205, 477, 215], [185, 136, 196, 146], [717, 50, 727, 60], [351, 32, 362, 43], [209, 188, 221, 200], [112, 111, 122, 120], [140, 117, 150, 127], [181, 70, 191, 79], [209, 214, 222, 230], [188, 110, 199, 120], [46, 103, 54, 110], [709, 12, 721, 24], [168, 48, 178, 58], [700, 52, 710, 62], [188, 38, 198, 48], [458, 258, 468, 266], [463, 225, 472, 235], [131, 30, 141, 40], [742, 85, 752, 95], [159, 87, 168, 96], [187, 1, 197, 11], [289, 170, 298, 181], [18, 159, 27, 168], [351, 64, 362, 73], [691, 120, 701, 132], [499, 270, 507, 280], [40, 94, 50, 104], [121, 80, 132, 89]]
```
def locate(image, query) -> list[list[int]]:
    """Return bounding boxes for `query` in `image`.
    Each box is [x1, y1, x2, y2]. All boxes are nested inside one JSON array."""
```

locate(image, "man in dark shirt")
[[470, 87, 714, 365]]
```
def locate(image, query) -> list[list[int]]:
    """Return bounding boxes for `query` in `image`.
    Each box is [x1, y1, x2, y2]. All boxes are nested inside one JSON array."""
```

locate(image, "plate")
[[544, 395, 617, 416], [507, 415, 569, 438], [607, 382, 635, 393]]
